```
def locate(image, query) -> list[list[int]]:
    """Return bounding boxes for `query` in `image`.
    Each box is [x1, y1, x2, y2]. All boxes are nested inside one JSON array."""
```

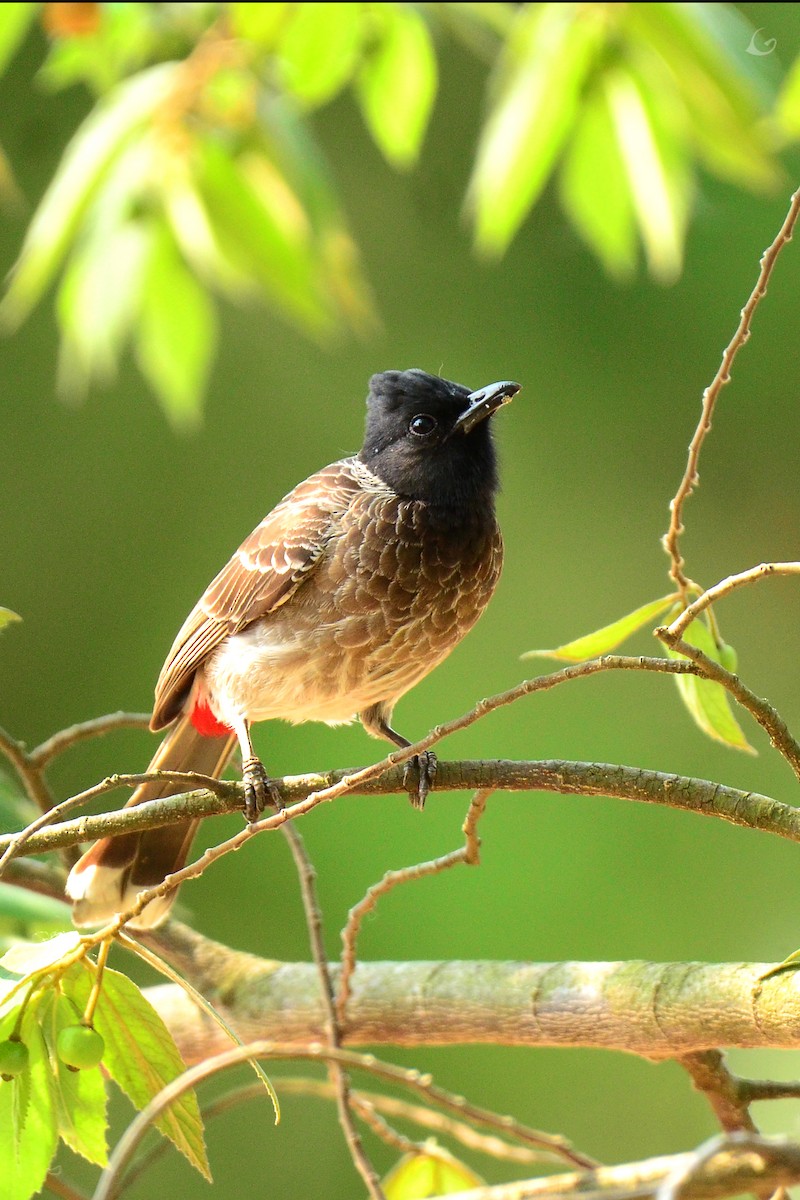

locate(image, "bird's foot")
[[403, 751, 437, 810], [242, 756, 283, 823]]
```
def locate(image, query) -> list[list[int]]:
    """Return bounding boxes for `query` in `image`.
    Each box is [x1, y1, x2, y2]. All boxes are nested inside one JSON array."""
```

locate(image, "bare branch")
[[662, 188, 800, 599], [654, 631, 800, 780], [283, 824, 385, 1200], [679, 1051, 757, 1134], [31, 712, 152, 767], [94, 1038, 595, 1200], [337, 790, 492, 1024], [0, 723, 56, 814], [666, 564, 800, 641], [3, 760, 798, 862], [438, 1134, 800, 1200]]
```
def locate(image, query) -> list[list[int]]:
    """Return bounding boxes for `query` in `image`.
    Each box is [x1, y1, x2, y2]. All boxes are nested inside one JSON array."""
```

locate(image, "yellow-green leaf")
[[40, 991, 108, 1166], [69, 966, 210, 1179], [667, 619, 754, 753], [0, 3, 35, 78], [468, 2, 604, 255], [0, 607, 21, 632], [560, 78, 637, 280], [522, 594, 678, 662], [759, 949, 800, 982], [383, 1150, 484, 1199], [356, 5, 437, 168], [134, 225, 216, 430], [1, 63, 177, 329], [0, 1004, 59, 1200], [278, 2, 363, 107], [0, 932, 83, 979], [605, 63, 688, 282]]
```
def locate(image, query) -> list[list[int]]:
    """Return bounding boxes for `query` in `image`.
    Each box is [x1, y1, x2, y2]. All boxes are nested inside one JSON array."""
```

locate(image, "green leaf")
[[278, 2, 363, 107], [468, 3, 604, 255], [40, 991, 108, 1165], [122, 935, 279, 1122], [0, 932, 83, 980], [0, 607, 21, 632], [134, 226, 216, 430], [382, 1150, 484, 1198], [256, 98, 376, 333], [522, 594, 678, 662], [195, 134, 331, 332], [69, 966, 210, 1179], [1, 62, 177, 329], [229, 2, 292, 48], [0, 885, 72, 931], [560, 79, 638, 280], [356, 4, 438, 168], [38, 3, 158, 96], [605, 63, 689, 282], [0, 4, 35, 78], [57, 217, 153, 394], [667, 618, 754, 753], [0, 1004, 59, 1200], [623, 4, 779, 190], [777, 53, 800, 139]]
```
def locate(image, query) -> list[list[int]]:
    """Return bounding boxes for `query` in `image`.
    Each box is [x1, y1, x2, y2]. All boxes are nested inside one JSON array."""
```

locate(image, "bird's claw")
[[403, 751, 437, 810], [242, 756, 282, 823]]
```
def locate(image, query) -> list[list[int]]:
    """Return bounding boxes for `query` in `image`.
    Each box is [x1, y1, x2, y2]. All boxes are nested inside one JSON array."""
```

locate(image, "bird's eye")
[[409, 414, 437, 437]]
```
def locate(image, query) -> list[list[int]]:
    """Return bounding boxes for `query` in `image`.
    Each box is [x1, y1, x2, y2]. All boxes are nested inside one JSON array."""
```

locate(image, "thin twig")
[[115, 1077, 558, 1196], [273, 1078, 558, 1164], [282, 824, 385, 1200], [666, 564, 800, 640], [393, 1136, 800, 1200], [654, 631, 800, 780], [662, 188, 800, 600], [250, 656, 699, 820], [44, 1174, 90, 1200], [92, 1040, 597, 1200], [337, 790, 493, 1026], [656, 1132, 786, 1200], [0, 768, 235, 882], [678, 1051, 757, 1135], [0, 723, 55, 813], [31, 712, 152, 767]]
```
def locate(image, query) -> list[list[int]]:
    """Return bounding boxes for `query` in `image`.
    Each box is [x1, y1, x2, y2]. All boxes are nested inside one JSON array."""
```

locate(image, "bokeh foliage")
[[2, 2, 799, 424], [4, 3, 800, 1198]]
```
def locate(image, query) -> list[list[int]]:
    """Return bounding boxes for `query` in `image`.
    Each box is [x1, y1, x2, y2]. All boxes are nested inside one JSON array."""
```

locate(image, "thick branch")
[[3, 760, 798, 859], [138, 925, 800, 1060]]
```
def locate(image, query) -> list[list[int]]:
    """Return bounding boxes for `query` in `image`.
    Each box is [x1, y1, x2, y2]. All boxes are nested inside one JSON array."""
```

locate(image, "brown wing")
[[151, 458, 366, 729]]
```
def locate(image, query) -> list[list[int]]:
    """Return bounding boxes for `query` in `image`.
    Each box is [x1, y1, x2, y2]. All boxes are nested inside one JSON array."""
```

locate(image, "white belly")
[[201, 617, 441, 728]]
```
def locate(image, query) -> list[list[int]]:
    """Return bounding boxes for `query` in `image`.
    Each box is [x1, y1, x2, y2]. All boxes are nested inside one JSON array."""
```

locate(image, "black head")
[[359, 369, 519, 507]]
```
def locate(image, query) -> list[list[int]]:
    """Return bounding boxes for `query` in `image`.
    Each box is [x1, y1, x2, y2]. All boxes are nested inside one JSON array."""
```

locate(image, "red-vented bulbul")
[[66, 369, 520, 927]]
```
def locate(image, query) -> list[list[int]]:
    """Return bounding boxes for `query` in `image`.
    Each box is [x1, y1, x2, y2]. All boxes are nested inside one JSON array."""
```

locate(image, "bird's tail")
[[66, 714, 235, 929]]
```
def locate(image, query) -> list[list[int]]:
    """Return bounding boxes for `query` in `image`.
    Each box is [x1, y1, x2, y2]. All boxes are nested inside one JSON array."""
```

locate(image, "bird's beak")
[[452, 380, 521, 436]]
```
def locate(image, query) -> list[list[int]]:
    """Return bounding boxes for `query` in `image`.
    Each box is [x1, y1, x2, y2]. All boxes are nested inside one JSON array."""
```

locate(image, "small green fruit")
[[0, 1037, 29, 1079], [57, 1024, 105, 1070]]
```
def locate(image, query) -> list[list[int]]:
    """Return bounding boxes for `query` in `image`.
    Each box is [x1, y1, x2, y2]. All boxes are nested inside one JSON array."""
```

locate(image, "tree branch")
[[138, 925, 800, 1059], [2, 760, 797, 861], [662, 187, 800, 600], [440, 1135, 800, 1200]]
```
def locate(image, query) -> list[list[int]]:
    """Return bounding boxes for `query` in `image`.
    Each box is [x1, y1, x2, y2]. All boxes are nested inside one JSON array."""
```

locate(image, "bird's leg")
[[359, 704, 437, 810], [231, 717, 282, 822]]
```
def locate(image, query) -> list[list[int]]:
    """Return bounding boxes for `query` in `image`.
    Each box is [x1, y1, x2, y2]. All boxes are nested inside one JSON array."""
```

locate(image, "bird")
[[66, 369, 520, 928]]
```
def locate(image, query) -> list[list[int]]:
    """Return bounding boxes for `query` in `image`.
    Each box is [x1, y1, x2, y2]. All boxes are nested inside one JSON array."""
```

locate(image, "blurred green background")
[[3, 3, 800, 1196]]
